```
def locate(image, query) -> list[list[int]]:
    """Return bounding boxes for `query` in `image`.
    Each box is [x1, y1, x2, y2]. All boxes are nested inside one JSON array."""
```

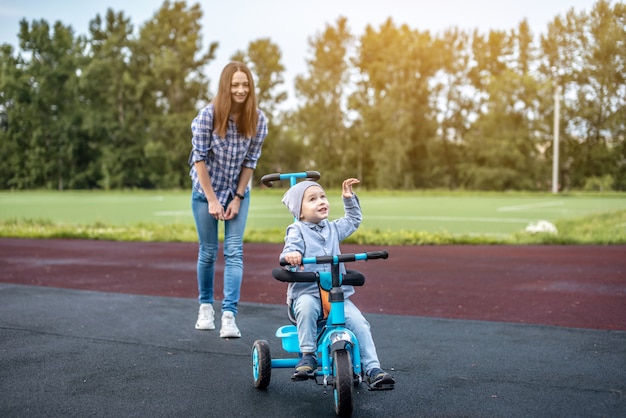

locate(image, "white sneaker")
[[195, 303, 215, 330], [219, 311, 241, 338]]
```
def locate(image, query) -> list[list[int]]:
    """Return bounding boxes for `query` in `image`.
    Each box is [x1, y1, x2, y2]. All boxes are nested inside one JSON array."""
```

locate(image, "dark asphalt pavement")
[[1, 283, 625, 417]]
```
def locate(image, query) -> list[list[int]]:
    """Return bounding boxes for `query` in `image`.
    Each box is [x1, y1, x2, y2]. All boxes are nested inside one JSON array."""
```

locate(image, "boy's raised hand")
[[342, 178, 360, 198]]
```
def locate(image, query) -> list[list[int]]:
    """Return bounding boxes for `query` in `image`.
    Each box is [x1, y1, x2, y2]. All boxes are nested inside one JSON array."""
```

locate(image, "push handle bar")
[[261, 171, 321, 188], [279, 250, 389, 267]]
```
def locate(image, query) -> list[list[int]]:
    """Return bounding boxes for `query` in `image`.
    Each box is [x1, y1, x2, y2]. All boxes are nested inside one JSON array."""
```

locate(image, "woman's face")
[[230, 70, 249, 105]]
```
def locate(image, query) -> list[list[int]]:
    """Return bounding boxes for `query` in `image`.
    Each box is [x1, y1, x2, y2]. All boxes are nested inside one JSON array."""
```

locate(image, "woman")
[[189, 61, 268, 338]]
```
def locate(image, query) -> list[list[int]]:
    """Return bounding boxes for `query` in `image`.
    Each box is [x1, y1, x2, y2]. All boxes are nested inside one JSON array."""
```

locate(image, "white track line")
[[365, 215, 534, 223], [154, 211, 189, 216], [155, 212, 538, 224], [497, 201, 564, 212]]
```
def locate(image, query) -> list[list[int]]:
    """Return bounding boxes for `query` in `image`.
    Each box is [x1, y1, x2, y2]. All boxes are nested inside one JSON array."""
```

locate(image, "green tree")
[[0, 43, 29, 188], [541, 0, 625, 190], [463, 23, 548, 190], [5, 19, 85, 189], [427, 28, 476, 189], [292, 17, 353, 187], [131, 0, 216, 188], [2, 0, 624, 193], [352, 19, 439, 189], [81, 9, 136, 189]]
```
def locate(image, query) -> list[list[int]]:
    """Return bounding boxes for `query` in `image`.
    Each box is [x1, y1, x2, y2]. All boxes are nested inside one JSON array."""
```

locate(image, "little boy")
[[280, 178, 395, 390]]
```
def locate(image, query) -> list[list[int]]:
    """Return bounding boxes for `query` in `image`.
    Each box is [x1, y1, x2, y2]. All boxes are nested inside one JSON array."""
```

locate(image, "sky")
[[0, 0, 602, 103]]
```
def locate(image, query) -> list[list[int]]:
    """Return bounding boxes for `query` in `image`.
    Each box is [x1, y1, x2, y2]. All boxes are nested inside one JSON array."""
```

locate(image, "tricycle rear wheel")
[[252, 339, 272, 389]]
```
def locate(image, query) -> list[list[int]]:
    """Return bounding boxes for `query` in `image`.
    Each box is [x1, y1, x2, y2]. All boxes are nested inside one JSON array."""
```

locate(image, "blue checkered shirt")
[[189, 104, 268, 205]]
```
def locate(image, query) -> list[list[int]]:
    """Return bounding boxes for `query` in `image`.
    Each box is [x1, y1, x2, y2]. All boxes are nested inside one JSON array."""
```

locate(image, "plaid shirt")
[[189, 104, 268, 205]]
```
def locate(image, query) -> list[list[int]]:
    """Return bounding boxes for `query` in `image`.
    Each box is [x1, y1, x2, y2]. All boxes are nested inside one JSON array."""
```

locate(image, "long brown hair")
[[212, 61, 259, 139]]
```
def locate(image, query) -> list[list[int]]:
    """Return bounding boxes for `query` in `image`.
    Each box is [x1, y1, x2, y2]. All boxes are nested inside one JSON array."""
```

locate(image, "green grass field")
[[1, 189, 624, 232], [0, 189, 626, 243], [1, 189, 625, 244]]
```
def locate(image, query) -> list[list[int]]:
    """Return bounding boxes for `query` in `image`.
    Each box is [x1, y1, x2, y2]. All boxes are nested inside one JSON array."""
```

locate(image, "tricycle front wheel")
[[333, 349, 353, 416]]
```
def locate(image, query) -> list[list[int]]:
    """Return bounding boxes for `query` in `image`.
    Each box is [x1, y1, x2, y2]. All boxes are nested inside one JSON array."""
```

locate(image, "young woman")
[[189, 61, 268, 338]]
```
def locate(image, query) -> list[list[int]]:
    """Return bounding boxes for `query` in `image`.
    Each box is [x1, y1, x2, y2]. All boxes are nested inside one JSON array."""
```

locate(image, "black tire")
[[252, 340, 272, 389], [332, 349, 353, 416]]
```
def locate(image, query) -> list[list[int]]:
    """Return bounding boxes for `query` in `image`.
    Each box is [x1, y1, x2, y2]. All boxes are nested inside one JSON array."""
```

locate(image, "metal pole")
[[552, 85, 561, 194]]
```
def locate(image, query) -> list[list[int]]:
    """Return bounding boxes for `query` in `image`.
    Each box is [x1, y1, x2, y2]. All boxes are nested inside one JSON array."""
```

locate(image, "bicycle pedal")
[[291, 370, 316, 381], [367, 382, 395, 391]]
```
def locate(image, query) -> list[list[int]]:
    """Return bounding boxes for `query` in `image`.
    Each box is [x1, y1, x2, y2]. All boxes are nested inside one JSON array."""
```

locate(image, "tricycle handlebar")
[[279, 250, 388, 267]]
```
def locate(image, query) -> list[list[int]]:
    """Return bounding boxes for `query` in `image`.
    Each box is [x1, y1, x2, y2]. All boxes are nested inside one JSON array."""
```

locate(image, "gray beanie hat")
[[281, 180, 323, 220]]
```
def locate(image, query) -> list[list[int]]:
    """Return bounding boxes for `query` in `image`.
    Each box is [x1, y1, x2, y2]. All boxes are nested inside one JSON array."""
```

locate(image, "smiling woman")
[[187, 61, 269, 337]]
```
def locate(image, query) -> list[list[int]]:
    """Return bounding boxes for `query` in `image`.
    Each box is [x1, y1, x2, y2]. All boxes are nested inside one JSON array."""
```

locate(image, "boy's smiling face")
[[299, 185, 329, 223]]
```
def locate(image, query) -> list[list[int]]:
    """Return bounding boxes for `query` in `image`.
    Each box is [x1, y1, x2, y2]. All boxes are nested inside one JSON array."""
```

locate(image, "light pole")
[[552, 84, 561, 194]]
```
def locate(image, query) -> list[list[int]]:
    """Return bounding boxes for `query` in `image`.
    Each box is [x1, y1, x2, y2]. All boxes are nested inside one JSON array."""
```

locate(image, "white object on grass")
[[525, 220, 558, 234]]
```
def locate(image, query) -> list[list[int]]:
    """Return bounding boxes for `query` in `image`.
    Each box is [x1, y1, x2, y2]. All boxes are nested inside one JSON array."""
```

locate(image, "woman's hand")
[[208, 197, 225, 221], [224, 198, 241, 220]]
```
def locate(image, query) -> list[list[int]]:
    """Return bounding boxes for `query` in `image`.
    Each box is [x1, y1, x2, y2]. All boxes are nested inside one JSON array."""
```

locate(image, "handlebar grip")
[[261, 171, 321, 188], [343, 270, 365, 286], [305, 171, 321, 181], [365, 250, 389, 260], [261, 173, 281, 188], [272, 268, 318, 283]]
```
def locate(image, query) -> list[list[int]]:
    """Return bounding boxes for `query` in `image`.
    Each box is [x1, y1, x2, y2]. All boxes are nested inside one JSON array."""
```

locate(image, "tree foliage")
[[0, 0, 623, 191]]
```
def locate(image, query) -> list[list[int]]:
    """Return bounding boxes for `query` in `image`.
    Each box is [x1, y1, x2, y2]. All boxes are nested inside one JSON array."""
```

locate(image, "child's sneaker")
[[219, 311, 241, 338], [195, 303, 215, 330], [292, 353, 317, 380], [366, 368, 395, 390]]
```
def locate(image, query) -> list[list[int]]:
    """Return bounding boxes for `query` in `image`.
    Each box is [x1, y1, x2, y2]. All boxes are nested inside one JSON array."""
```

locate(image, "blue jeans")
[[191, 190, 250, 315], [292, 293, 381, 373]]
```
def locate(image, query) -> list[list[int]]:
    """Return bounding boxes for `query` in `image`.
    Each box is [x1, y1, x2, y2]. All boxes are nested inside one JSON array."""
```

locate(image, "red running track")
[[1, 238, 624, 331]]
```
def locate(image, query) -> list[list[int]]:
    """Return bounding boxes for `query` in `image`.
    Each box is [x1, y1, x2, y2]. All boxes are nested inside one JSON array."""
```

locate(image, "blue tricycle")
[[251, 171, 391, 417]]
